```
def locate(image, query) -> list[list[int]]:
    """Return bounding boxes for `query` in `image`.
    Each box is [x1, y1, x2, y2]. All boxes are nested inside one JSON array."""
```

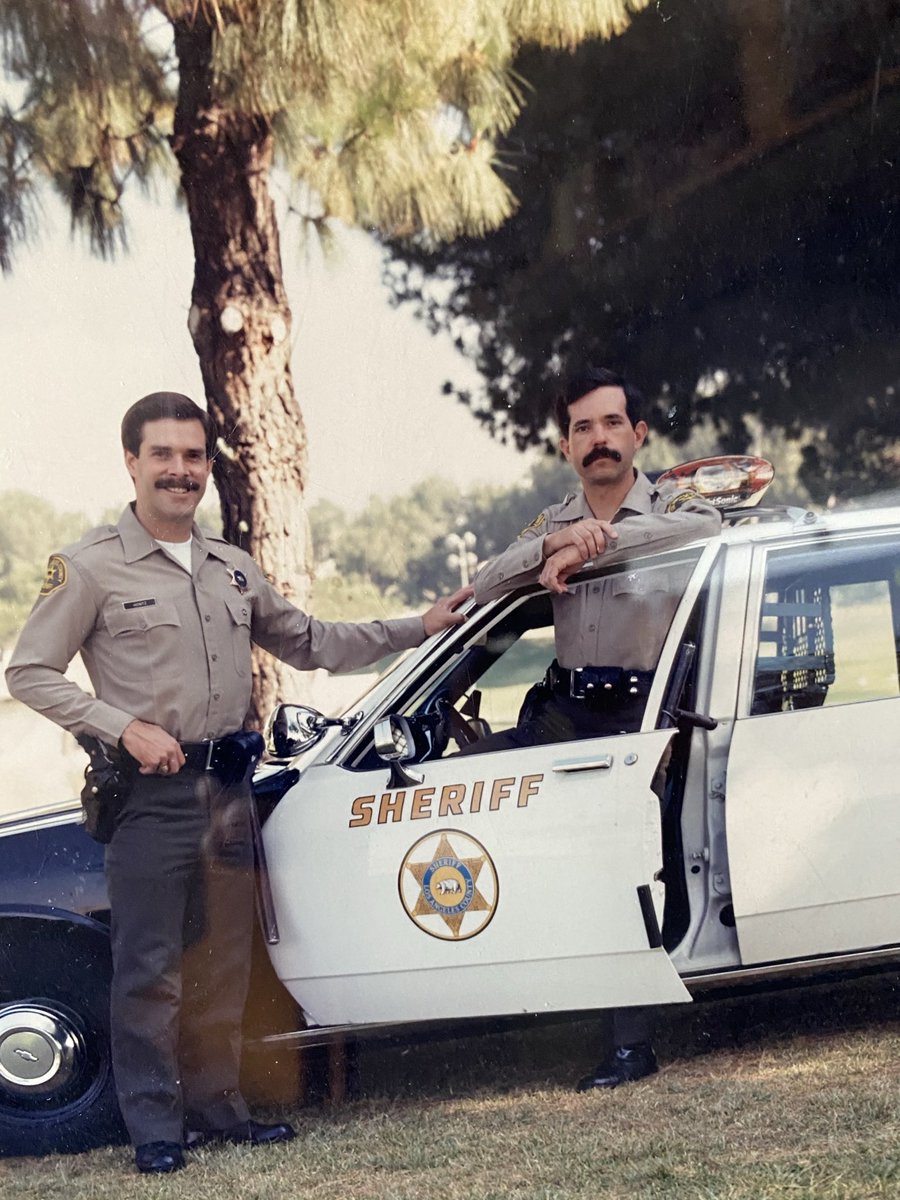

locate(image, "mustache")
[[155, 477, 201, 492], [582, 445, 622, 468]]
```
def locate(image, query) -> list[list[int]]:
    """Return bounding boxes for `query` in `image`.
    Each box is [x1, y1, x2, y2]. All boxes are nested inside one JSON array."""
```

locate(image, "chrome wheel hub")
[[0, 1004, 84, 1098]]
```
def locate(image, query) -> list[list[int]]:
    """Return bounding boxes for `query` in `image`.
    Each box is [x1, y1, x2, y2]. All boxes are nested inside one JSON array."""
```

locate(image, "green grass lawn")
[[4, 973, 898, 1199]]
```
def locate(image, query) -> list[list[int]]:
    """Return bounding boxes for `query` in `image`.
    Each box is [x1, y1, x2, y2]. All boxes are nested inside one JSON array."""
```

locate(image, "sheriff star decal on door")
[[399, 830, 498, 941]]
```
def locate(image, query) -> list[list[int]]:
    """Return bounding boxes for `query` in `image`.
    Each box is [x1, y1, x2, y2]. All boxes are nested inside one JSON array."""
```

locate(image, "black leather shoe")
[[186, 1119, 296, 1149], [223, 1119, 296, 1146], [575, 1043, 658, 1092], [135, 1141, 186, 1173]]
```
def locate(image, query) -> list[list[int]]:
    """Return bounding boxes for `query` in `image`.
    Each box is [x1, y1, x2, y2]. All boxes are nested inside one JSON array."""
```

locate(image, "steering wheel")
[[445, 697, 481, 750], [419, 691, 480, 756]]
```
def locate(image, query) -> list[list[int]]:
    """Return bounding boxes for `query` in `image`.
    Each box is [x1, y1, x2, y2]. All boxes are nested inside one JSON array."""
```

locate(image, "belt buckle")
[[203, 739, 215, 772]]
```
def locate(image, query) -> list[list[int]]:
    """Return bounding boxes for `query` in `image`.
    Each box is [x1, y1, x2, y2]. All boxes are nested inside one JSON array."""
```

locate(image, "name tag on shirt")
[[123, 598, 157, 610]]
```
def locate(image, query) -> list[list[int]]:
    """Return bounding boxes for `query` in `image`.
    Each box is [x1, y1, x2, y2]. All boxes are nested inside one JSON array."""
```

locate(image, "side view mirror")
[[264, 704, 328, 758], [374, 715, 425, 789], [264, 704, 366, 759]]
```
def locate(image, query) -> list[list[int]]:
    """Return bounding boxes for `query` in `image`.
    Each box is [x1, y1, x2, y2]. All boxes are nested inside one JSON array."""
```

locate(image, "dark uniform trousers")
[[105, 768, 255, 1146]]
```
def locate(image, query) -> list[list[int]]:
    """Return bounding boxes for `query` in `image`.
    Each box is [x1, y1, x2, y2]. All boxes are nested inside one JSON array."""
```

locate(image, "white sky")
[[0, 186, 538, 519]]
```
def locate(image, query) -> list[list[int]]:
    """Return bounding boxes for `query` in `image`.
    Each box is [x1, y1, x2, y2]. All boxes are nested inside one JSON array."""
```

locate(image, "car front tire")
[[0, 920, 125, 1157]]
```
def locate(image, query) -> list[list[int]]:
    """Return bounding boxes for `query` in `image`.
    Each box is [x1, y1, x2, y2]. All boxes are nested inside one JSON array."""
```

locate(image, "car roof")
[[718, 503, 900, 547]]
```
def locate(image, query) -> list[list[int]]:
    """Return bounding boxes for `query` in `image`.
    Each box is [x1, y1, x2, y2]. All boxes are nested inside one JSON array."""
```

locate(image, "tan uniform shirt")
[[6, 505, 425, 746], [473, 472, 722, 670]]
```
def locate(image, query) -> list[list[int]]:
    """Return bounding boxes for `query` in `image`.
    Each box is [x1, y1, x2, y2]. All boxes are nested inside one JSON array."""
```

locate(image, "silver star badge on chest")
[[227, 566, 248, 594]]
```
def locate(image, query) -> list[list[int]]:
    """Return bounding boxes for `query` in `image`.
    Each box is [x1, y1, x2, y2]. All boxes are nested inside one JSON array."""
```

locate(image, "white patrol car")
[[1, 457, 899, 1156]]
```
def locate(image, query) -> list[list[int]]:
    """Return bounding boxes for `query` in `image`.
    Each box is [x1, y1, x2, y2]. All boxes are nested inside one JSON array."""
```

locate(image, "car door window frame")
[[738, 529, 900, 719], [338, 541, 717, 771]]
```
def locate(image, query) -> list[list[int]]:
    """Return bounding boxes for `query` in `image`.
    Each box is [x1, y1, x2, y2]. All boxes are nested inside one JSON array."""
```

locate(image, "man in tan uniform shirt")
[[6, 392, 468, 1173], [470, 367, 721, 1091]]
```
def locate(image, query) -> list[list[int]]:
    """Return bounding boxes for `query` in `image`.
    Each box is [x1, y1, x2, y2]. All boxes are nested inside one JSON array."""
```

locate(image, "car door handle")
[[552, 754, 614, 773]]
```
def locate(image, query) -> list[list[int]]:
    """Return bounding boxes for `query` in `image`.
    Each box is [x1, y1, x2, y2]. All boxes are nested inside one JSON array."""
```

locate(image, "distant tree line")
[[310, 457, 573, 611]]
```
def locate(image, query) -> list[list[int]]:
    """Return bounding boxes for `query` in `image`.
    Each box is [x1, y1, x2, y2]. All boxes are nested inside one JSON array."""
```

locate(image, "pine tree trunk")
[[171, 14, 311, 729]]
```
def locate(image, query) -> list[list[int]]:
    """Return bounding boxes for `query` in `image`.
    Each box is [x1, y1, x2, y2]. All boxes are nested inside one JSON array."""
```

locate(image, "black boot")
[[185, 1119, 296, 1149], [575, 1043, 658, 1091], [222, 1119, 296, 1145], [135, 1141, 186, 1173]]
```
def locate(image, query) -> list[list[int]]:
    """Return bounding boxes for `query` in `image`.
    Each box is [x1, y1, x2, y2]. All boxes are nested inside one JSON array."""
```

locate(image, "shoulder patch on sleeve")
[[40, 555, 68, 596], [665, 488, 701, 513], [519, 511, 546, 537]]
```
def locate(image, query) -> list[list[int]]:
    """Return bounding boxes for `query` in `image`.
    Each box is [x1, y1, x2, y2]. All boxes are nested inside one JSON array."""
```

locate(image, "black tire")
[[0, 917, 126, 1157]]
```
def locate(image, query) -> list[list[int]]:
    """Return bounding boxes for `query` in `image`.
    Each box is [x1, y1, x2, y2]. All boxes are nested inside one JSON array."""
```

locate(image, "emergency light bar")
[[656, 455, 775, 509]]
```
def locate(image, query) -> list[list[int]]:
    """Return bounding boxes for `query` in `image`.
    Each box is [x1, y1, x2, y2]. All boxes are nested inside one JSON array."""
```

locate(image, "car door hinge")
[[709, 776, 727, 803]]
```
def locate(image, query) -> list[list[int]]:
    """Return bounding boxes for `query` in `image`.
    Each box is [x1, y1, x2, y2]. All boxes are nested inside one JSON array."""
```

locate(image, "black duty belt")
[[546, 662, 654, 701], [178, 732, 264, 787], [179, 737, 238, 773]]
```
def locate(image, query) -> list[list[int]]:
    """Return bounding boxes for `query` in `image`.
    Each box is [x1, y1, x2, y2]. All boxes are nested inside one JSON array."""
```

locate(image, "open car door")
[[262, 551, 709, 1028], [265, 727, 689, 1026]]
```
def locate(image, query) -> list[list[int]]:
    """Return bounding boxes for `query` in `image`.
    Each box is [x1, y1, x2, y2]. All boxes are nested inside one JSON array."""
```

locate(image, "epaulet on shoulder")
[[549, 491, 581, 519], [61, 524, 120, 558], [205, 532, 256, 567], [658, 482, 703, 513]]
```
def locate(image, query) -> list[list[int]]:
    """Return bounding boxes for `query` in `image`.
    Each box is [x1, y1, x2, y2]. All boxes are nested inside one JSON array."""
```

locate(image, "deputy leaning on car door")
[[5, 391, 470, 1175], [468, 366, 722, 1092]]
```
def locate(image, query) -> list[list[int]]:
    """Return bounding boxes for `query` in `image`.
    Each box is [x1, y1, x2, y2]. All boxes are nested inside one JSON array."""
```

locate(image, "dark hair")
[[121, 392, 217, 459], [553, 366, 646, 436]]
